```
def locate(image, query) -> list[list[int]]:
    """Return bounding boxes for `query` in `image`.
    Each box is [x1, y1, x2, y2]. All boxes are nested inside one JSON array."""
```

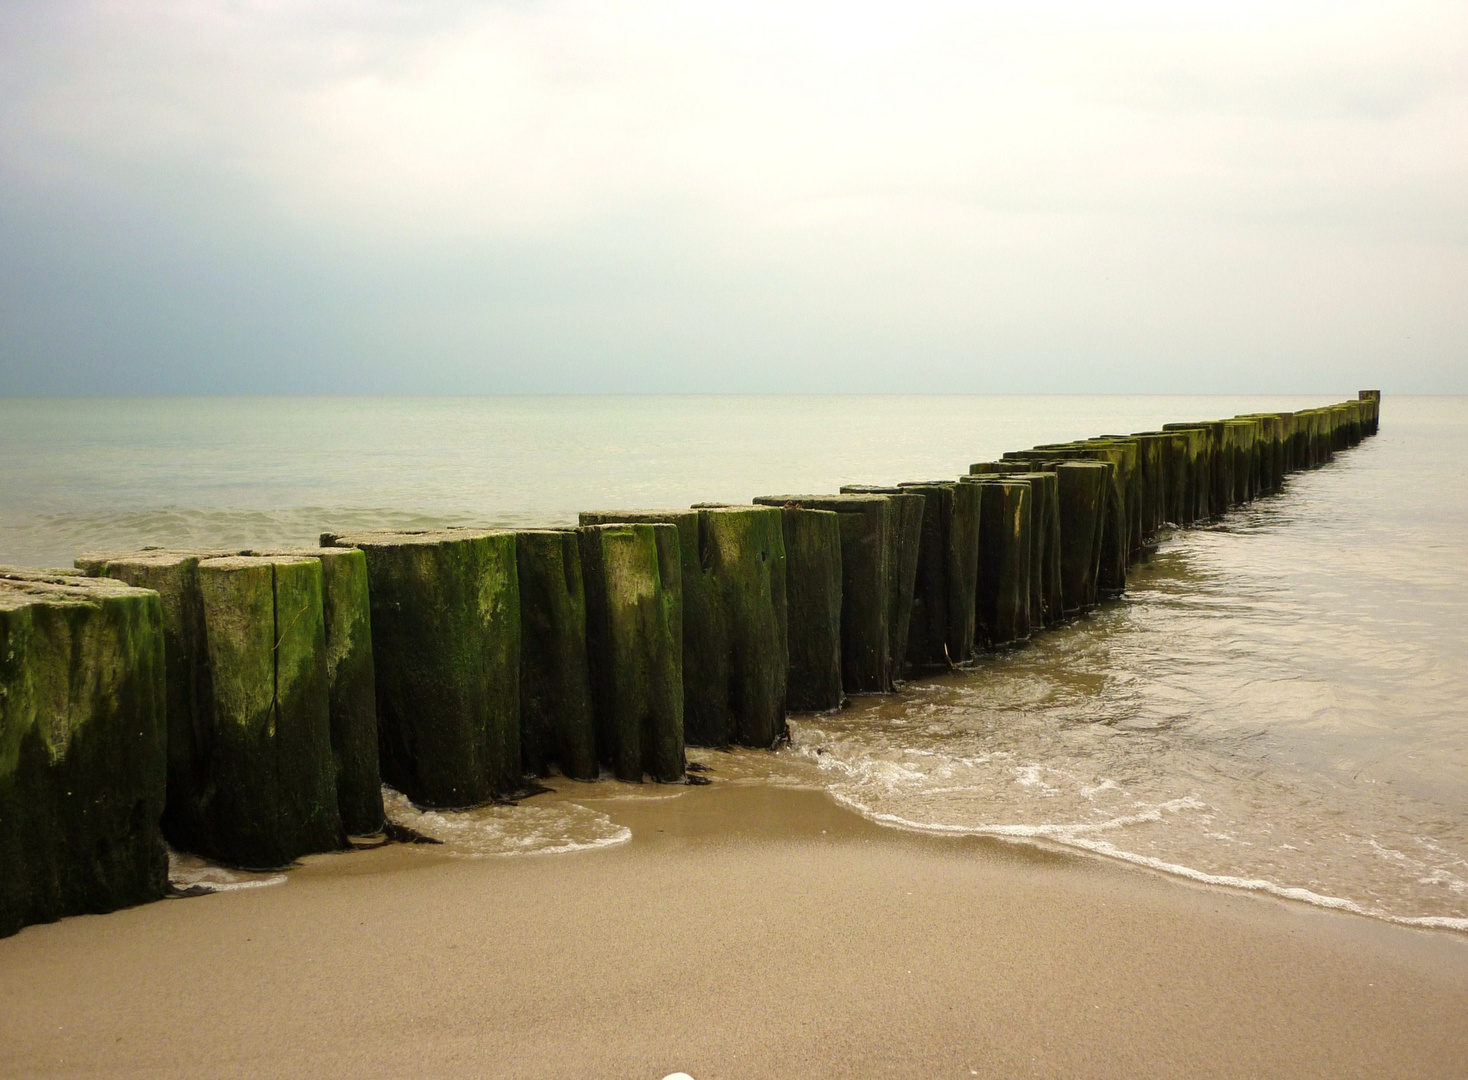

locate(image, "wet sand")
[[2, 783, 1466, 1080]]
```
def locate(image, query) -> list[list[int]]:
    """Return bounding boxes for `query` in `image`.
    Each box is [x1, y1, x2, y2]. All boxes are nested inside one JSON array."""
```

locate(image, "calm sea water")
[[3, 395, 1464, 929]]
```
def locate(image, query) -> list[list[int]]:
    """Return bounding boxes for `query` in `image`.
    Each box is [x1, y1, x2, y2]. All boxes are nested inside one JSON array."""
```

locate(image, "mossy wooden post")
[[308, 547, 381, 835], [1074, 445, 1131, 592], [1264, 414, 1290, 477], [1207, 421, 1233, 511], [972, 479, 1032, 648], [75, 551, 214, 853], [1074, 438, 1141, 563], [578, 523, 684, 782], [1359, 391, 1381, 436], [997, 473, 1060, 628], [1224, 420, 1257, 504], [324, 529, 521, 808], [1127, 434, 1167, 542], [1280, 412, 1299, 474], [696, 507, 789, 747], [1054, 462, 1108, 615], [1328, 403, 1347, 450], [840, 487, 924, 684], [896, 480, 981, 667], [0, 571, 168, 940], [515, 529, 596, 781], [205, 545, 382, 837], [1295, 409, 1317, 468], [1236, 415, 1271, 495], [1003, 445, 1128, 595], [580, 510, 709, 744], [1274, 414, 1290, 488], [1258, 414, 1290, 488], [1288, 411, 1310, 471], [1031, 472, 1063, 626], [1304, 409, 1330, 467], [1242, 417, 1269, 496], [1100, 439, 1143, 560], [1165, 432, 1193, 525], [270, 556, 346, 858], [1216, 422, 1243, 507], [192, 556, 343, 868], [755, 495, 893, 693], [1265, 415, 1285, 493], [774, 507, 843, 711], [581, 507, 786, 748], [1345, 401, 1364, 446], [1167, 422, 1228, 518], [1188, 426, 1215, 521], [1244, 418, 1264, 500]]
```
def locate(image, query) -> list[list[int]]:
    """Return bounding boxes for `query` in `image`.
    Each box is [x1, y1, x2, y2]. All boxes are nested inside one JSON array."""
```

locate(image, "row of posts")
[[0, 392, 1380, 937]]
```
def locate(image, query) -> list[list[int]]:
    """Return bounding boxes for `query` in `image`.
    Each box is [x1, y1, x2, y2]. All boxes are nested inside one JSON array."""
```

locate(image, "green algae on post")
[[1010, 444, 1130, 594], [896, 481, 981, 668], [312, 548, 383, 835], [267, 557, 345, 861], [192, 556, 344, 868], [755, 495, 894, 694], [1166, 421, 1230, 515], [579, 510, 712, 744], [1127, 434, 1168, 543], [325, 529, 522, 808], [581, 507, 787, 748], [578, 523, 685, 782], [1358, 391, 1381, 436], [172, 545, 382, 837], [970, 478, 1032, 648], [515, 529, 597, 781], [80, 548, 349, 861], [695, 506, 789, 747], [1163, 432, 1193, 526], [0, 570, 168, 939], [1054, 461, 1108, 615], [773, 506, 844, 712], [840, 487, 924, 685], [999, 472, 1061, 627], [1223, 420, 1258, 505], [75, 551, 215, 853]]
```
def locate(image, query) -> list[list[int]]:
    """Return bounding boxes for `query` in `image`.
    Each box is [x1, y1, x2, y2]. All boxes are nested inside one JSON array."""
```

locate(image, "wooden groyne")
[[1, 393, 1380, 936]]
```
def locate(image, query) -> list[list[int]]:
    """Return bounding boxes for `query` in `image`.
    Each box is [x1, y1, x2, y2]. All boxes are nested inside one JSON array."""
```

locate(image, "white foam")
[[382, 787, 631, 858], [167, 852, 288, 894], [823, 792, 1468, 933], [184, 875, 288, 893]]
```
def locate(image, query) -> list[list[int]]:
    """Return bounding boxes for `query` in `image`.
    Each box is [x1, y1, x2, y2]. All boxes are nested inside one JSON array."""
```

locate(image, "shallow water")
[[3, 394, 1463, 928]]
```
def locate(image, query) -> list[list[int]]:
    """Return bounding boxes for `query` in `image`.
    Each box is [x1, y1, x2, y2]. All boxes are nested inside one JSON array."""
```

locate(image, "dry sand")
[[2, 782, 1466, 1080]]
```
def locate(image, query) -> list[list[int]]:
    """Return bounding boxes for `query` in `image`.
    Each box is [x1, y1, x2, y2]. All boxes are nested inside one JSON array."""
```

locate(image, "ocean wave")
[[819, 789, 1468, 933]]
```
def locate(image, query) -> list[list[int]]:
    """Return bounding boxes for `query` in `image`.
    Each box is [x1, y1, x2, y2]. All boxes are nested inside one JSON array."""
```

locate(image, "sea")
[[3, 394, 1464, 930]]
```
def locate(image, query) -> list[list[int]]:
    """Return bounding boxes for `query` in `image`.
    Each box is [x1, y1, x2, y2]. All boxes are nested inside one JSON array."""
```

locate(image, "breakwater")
[[1, 393, 1380, 937]]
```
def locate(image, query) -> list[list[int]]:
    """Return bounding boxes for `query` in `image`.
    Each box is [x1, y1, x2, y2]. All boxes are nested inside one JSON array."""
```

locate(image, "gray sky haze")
[[1, 1, 1464, 394]]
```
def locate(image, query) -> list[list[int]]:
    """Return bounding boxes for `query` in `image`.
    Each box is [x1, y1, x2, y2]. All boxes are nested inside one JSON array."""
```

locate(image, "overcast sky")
[[1, 0, 1464, 394]]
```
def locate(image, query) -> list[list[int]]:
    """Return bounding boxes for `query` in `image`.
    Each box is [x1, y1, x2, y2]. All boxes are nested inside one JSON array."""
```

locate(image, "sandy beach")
[[1, 782, 1465, 1080]]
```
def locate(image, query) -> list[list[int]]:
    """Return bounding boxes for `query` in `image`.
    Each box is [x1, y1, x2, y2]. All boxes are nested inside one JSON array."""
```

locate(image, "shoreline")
[[810, 788, 1468, 935], [3, 782, 1465, 1080]]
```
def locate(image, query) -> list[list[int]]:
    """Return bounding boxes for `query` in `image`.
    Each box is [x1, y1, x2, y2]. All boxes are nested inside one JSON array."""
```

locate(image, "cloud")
[[1, 0, 1466, 392]]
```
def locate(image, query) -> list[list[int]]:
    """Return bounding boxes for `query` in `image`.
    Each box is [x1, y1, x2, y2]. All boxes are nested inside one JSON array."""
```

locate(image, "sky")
[[1, 0, 1464, 395]]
